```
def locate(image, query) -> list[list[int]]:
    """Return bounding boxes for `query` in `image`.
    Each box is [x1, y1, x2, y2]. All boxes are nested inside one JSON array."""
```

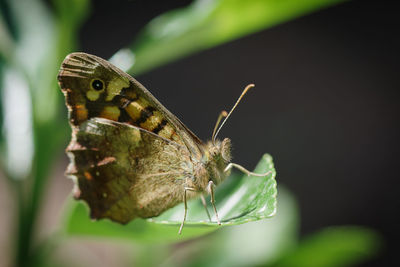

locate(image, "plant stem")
[[13, 123, 61, 267]]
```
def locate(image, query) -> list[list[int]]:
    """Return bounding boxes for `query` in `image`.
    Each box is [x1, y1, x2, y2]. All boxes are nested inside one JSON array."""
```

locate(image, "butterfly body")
[[58, 53, 231, 224]]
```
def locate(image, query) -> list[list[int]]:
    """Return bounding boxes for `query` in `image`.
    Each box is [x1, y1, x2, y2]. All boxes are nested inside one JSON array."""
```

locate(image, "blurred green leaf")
[[0, 8, 15, 62], [167, 186, 299, 267], [53, 0, 91, 57], [64, 154, 277, 243], [0, 60, 4, 149], [270, 226, 382, 267], [109, 0, 345, 74], [1, 65, 33, 179], [0, 0, 90, 266]]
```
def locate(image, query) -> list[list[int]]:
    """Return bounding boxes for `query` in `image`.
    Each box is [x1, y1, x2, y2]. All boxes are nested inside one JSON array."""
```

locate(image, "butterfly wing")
[[67, 117, 192, 223], [58, 52, 203, 158]]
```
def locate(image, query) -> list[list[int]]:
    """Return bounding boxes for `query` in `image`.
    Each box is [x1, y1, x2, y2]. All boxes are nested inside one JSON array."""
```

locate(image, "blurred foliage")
[[0, 0, 89, 267], [114, 0, 346, 75], [269, 226, 381, 267], [0, 0, 380, 267]]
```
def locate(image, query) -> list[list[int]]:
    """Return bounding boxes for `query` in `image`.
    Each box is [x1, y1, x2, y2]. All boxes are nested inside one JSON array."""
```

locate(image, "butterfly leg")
[[208, 181, 221, 225], [224, 163, 272, 177], [179, 187, 196, 234], [200, 194, 212, 222]]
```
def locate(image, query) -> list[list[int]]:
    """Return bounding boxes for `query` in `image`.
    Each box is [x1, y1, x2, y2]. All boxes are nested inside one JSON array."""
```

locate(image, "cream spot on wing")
[[140, 110, 163, 130], [106, 77, 129, 101], [124, 97, 149, 121], [86, 90, 100, 101], [125, 101, 142, 120], [158, 124, 174, 139], [97, 156, 116, 166], [99, 106, 120, 120]]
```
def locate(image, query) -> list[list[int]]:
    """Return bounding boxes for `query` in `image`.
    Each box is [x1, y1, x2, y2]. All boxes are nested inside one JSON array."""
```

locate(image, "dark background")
[[79, 0, 399, 265]]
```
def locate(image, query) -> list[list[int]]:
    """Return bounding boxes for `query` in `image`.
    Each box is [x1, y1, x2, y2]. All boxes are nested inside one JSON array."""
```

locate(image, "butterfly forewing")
[[58, 52, 203, 156]]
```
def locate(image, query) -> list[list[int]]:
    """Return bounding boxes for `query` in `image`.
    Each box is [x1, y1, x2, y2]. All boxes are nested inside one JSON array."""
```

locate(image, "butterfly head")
[[206, 137, 232, 185], [206, 84, 256, 185]]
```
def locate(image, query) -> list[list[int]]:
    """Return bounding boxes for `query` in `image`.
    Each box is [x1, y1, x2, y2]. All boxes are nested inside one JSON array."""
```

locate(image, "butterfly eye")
[[221, 138, 232, 162], [91, 79, 104, 91]]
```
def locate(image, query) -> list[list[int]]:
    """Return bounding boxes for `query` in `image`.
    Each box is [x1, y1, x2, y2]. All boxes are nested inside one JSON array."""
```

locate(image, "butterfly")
[[58, 52, 269, 234]]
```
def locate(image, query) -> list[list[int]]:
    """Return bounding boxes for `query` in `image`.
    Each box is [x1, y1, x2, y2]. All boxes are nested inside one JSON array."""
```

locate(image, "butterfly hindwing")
[[67, 117, 192, 223]]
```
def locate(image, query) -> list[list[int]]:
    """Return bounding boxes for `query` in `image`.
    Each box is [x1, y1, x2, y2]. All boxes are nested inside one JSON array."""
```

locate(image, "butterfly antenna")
[[212, 84, 255, 142], [211, 110, 228, 144]]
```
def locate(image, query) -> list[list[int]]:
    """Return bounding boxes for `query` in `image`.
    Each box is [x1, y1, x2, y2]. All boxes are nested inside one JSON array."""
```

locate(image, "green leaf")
[[109, 0, 346, 74], [163, 186, 299, 267], [270, 226, 382, 267], [63, 154, 277, 243]]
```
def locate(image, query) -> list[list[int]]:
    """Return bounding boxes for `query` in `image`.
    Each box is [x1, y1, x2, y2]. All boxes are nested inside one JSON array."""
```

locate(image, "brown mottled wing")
[[58, 52, 203, 157], [67, 117, 192, 223]]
